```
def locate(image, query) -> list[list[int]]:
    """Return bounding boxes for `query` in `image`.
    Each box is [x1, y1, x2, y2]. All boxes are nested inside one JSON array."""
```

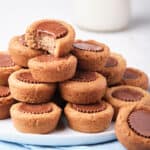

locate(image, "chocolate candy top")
[[73, 41, 103, 52], [105, 57, 118, 67], [0, 86, 10, 97], [123, 68, 140, 79], [36, 21, 68, 39], [17, 72, 39, 84], [112, 88, 144, 101], [19, 103, 52, 114], [72, 72, 97, 82], [0, 54, 15, 67], [72, 102, 106, 113], [128, 109, 150, 138]]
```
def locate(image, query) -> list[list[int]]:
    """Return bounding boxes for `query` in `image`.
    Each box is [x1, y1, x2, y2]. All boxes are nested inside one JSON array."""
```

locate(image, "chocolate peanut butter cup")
[[59, 72, 107, 104], [104, 57, 118, 67], [19, 103, 52, 114], [72, 71, 97, 82], [124, 68, 139, 79], [106, 85, 150, 120], [112, 88, 144, 102], [9, 35, 44, 67], [128, 109, 150, 138], [65, 102, 114, 133], [0, 86, 15, 119], [72, 102, 106, 113], [73, 41, 103, 52], [99, 53, 126, 86], [0, 86, 10, 97], [121, 67, 149, 90], [11, 102, 62, 134], [17, 71, 39, 84], [28, 54, 77, 83], [36, 21, 68, 39], [115, 105, 150, 150], [8, 69, 56, 104], [72, 40, 110, 71], [25, 19, 75, 57], [0, 52, 20, 85]]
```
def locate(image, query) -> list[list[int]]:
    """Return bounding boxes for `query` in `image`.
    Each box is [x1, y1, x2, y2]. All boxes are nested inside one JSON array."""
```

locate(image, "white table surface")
[[0, 0, 150, 74]]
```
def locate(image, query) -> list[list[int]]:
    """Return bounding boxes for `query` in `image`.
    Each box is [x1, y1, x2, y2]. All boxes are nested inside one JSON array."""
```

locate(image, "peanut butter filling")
[[17, 72, 40, 84], [73, 41, 103, 52], [0, 54, 15, 67], [105, 57, 118, 67], [128, 109, 150, 138], [19, 103, 52, 114], [112, 88, 144, 101], [0, 86, 10, 97], [35, 21, 68, 53], [72, 102, 106, 113], [123, 68, 140, 79], [72, 72, 97, 82]]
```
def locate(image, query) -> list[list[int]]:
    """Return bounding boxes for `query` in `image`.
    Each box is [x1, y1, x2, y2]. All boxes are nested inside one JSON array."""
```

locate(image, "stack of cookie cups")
[[8, 19, 78, 134], [8, 19, 116, 134], [61, 40, 114, 133]]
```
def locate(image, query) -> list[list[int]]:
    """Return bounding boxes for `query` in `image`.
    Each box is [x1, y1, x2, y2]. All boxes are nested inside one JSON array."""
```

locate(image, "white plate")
[[0, 118, 115, 146]]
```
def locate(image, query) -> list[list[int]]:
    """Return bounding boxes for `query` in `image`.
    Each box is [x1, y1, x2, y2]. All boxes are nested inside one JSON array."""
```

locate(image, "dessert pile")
[[0, 19, 149, 150]]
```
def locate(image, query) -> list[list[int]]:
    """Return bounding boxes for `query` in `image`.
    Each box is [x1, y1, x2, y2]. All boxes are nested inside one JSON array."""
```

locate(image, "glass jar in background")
[[72, 0, 131, 32]]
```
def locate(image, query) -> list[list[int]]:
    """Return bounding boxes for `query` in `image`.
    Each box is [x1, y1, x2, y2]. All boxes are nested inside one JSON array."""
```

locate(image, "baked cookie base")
[[115, 105, 150, 150], [105, 85, 150, 120], [65, 102, 114, 133], [10, 102, 62, 134], [8, 69, 56, 103], [60, 72, 107, 104]]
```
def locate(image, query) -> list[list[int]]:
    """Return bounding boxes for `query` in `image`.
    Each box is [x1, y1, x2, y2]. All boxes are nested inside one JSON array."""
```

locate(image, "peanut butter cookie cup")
[[9, 35, 44, 67], [25, 19, 75, 57], [65, 101, 114, 133], [28, 54, 77, 82], [99, 53, 126, 86], [11, 102, 62, 134], [0, 52, 20, 85], [115, 104, 150, 150], [8, 69, 56, 103], [72, 40, 110, 71], [121, 67, 149, 90], [59, 71, 107, 104], [105, 85, 150, 119], [0, 86, 15, 119]]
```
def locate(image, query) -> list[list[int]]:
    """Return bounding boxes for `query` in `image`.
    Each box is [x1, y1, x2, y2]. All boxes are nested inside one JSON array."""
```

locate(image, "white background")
[[0, 0, 150, 74]]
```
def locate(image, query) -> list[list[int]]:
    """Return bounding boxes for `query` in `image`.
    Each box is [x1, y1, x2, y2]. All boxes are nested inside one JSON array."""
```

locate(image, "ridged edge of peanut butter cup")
[[36, 21, 68, 39], [123, 68, 140, 79], [128, 109, 150, 138], [105, 56, 118, 67], [112, 88, 144, 101], [73, 41, 104, 52], [19, 103, 52, 114], [72, 102, 106, 113], [17, 72, 40, 84], [0, 86, 10, 97], [71, 72, 97, 82]]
